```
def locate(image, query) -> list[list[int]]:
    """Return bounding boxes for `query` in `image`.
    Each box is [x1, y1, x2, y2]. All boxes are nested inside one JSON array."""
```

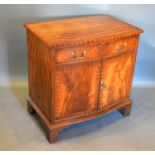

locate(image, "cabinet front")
[[53, 61, 101, 121], [98, 52, 136, 110]]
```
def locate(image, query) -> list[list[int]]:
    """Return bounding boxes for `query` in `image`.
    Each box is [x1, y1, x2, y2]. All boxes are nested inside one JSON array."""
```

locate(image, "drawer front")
[[55, 46, 100, 64], [102, 36, 138, 58]]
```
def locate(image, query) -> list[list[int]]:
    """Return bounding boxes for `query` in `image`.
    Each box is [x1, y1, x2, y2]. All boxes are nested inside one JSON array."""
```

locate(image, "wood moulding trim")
[[27, 96, 132, 130], [26, 29, 142, 49]]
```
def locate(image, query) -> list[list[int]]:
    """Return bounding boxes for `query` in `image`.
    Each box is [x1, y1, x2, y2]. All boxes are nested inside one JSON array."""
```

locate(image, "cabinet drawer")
[[102, 36, 138, 58], [55, 46, 100, 64]]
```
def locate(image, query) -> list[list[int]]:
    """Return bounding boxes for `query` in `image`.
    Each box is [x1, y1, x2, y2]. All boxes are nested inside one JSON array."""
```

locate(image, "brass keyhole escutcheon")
[[100, 80, 106, 90], [116, 42, 127, 52]]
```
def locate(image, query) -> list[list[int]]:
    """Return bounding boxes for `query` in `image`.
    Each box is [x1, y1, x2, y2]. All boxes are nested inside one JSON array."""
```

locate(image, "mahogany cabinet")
[[24, 15, 143, 143]]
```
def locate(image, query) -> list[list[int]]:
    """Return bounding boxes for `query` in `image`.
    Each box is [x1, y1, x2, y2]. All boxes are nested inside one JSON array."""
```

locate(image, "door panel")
[[53, 61, 100, 121], [99, 52, 136, 110]]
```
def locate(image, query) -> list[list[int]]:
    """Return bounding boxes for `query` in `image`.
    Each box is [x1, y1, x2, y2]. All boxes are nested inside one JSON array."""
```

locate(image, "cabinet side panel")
[[27, 31, 53, 120]]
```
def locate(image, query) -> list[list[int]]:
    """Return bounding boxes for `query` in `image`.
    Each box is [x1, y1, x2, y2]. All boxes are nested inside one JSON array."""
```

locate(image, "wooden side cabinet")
[[24, 15, 143, 143]]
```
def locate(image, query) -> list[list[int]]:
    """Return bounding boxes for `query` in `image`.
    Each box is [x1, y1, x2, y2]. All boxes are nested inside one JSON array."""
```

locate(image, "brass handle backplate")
[[116, 42, 127, 52], [71, 50, 87, 59], [71, 52, 78, 59], [81, 50, 87, 57]]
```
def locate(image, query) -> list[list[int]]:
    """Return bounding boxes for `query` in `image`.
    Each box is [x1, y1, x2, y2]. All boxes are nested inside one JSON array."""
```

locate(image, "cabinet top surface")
[[24, 15, 143, 47]]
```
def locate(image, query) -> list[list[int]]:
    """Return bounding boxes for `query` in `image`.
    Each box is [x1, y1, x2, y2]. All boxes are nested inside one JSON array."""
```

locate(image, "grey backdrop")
[[0, 4, 155, 86]]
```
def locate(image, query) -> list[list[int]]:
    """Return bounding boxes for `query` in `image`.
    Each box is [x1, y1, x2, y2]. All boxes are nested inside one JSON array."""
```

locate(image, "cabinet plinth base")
[[27, 101, 36, 115], [27, 97, 132, 143], [118, 103, 132, 117], [47, 128, 62, 143]]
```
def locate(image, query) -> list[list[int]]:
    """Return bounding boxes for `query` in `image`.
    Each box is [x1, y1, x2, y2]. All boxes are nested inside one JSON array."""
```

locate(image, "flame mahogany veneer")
[[24, 15, 143, 143]]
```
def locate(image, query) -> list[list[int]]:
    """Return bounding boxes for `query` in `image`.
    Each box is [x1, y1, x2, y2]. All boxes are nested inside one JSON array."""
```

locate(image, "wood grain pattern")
[[27, 31, 53, 120], [98, 52, 136, 110], [25, 15, 143, 143], [55, 45, 101, 64], [53, 61, 100, 121], [101, 36, 138, 58], [24, 15, 143, 47]]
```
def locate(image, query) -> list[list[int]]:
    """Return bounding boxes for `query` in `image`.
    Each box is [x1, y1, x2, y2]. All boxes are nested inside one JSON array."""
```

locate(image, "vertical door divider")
[[96, 45, 103, 112]]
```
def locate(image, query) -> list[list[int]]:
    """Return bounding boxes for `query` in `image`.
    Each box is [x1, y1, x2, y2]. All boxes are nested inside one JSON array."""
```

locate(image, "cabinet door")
[[53, 61, 101, 121], [98, 52, 136, 110]]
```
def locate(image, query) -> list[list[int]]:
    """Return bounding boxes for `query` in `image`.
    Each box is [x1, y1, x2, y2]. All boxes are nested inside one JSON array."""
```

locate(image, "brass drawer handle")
[[71, 50, 87, 59], [71, 52, 78, 59], [116, 42, 127, 52], [81, 50, 87, 57]]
